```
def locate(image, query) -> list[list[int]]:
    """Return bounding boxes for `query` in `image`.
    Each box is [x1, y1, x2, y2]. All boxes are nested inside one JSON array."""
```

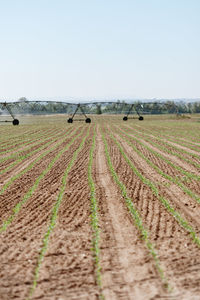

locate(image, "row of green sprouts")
[[105, 127, 200, 247], [2, 122, 200, 299], [101, 127, 171, 291]]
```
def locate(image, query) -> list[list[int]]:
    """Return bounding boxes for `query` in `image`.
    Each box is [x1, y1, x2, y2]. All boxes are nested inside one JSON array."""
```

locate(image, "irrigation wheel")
[[12, 119, 19, 125], [85, 118, 91, 123], [67, 118, 73, 123]]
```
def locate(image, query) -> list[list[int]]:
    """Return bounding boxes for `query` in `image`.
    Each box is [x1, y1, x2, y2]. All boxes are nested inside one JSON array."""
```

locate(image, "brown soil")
[[0, 120, 200, 300], [123, 124, 200, 175], [132, 125, 200, 166]]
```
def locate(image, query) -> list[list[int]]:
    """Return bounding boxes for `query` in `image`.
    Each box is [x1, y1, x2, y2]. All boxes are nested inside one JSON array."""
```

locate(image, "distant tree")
[[164, 101, 177, 114], [96, 104, 102, 114], [193, 102, 200, 113]]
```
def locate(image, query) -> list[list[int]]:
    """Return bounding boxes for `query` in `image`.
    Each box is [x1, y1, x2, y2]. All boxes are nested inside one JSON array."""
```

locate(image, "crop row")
[[122, 125, 200, 170], [111, 125, 200, 202], [104, 127, 200, 249], [27, 127, 90, 299], [118, 125, 200, 182], [134, 124, 200, 149], [1, 125, 103, 299], [0, 127, 61, 152], [88, 126, 103, 298], [135, 122, 200, 142], [133, 125, 200, 159], [0, 127, 60, 158], [0, 126, 82, 195], [101, 127, 170, 290], [0, 126, 86, 232], [150, 131, 200, 151], [0, 126, 77, 175], [0, 126, 46, 143]]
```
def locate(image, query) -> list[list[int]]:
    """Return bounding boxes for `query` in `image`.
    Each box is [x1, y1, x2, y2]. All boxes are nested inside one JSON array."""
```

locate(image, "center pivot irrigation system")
[[0, 100, 179, 125], [0, 102, 20, 125], [66, 102, 146, 123]]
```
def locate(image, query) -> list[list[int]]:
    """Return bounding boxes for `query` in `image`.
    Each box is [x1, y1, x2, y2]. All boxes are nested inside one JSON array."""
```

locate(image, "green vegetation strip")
[[101, 129, 170, 290], [111, 126, 200, 203], [121, 125, 200, 181], [0, 127, 86, 233], [88, 126, 104, 298], [107, 130, 200, 248], [0, 127, 81, 195], [27, 127, 90, 300], [0, 127, 74, 174]]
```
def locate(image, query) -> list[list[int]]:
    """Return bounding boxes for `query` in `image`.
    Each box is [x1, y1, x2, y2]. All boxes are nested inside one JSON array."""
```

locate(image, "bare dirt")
[[0, 117, 200, 300]]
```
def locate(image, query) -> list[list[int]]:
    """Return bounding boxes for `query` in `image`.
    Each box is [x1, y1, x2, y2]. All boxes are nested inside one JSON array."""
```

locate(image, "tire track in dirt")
[[104, 126, 200, 299], [93, 126, 165, 300], [0, 126, 94, 300]]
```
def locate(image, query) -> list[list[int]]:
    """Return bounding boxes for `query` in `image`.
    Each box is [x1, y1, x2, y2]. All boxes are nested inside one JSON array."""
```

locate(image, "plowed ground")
[[0, 115, 200, 300]]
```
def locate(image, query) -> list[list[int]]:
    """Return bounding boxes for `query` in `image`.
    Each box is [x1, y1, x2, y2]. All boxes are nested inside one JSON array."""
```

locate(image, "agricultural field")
[[0, 114, 200, 300]]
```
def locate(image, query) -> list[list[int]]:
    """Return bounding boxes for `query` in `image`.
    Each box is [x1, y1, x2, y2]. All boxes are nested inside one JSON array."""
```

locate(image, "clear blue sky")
[[0, 0, 199, 101]]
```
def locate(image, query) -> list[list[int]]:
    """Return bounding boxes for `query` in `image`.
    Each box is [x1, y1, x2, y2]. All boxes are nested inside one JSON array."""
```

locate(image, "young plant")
[[88, 126, 104, 299], [101, 129, 170, 291], [0, 127, 86, 233], [107, 129, 200, 248], [27, 127, 91, 300]]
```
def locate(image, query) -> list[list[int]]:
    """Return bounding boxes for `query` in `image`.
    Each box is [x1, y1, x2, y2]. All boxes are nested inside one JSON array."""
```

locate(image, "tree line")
[[1, 99, 200, 115]]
